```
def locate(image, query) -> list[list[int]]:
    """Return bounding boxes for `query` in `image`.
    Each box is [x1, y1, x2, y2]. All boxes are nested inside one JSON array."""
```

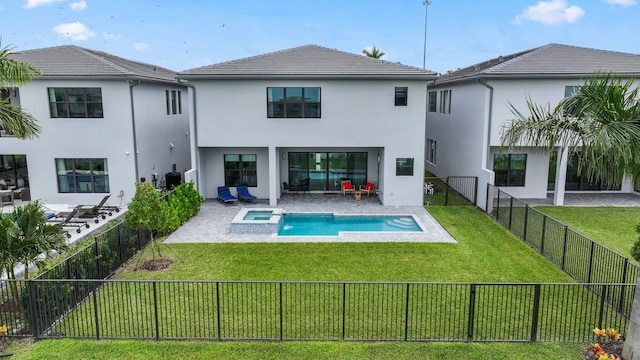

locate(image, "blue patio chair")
[[217, 186, 238, 204], [236, 185, 257, 203]]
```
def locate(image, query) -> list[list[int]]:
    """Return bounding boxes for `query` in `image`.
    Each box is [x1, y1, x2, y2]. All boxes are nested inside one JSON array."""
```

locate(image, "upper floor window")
[[439, 90, 451, 114], [267, 87, 320, 118], [396, 158, 414, 176], [426, 138, 437, 165], [493, 153, 526, 187], [56, 158, 109, 193], [224, 154, 257, 187], [48, 88, 103, 118], [395, 87, 408, 106], [166, 90, 182, 115], [428, 91, 437, 112]]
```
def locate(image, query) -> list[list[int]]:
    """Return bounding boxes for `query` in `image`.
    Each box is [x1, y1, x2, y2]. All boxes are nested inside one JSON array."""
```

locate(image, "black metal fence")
[[424, 176, 477, 206], [486, 185, 638, 313], [0, 279, 631, 342]]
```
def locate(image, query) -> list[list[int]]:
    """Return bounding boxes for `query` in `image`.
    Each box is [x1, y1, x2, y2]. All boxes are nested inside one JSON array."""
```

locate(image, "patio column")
[[268, 146, 277, 206], [553, 147, 568, 206]]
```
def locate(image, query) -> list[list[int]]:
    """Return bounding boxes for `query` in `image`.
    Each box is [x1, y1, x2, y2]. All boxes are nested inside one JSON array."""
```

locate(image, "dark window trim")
[[395, 87, 408, 106], [224, 154, 257, 187], [56, 158, 109, 193], [494, 153, 526, 187], [396, 158, 414, 176], [267, 87, 321, 118], [48, 87, 104, 118], [428, 91, 437, 112]]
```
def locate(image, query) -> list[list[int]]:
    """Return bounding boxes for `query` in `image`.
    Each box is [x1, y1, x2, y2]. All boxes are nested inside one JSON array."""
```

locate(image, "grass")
[[7, 338, 586, 360], [535, 206, 640, 262], [117, 206, 571, 283]]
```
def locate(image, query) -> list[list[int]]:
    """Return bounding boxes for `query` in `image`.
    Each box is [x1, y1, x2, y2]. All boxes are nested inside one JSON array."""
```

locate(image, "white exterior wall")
[[191, 79, 427, 206], [133, 83, 191, 190], [3, 79, 137, 205]]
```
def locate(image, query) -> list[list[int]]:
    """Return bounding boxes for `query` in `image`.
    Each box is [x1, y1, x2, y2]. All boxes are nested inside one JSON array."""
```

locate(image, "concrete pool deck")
[[164, 194, 456, 244]]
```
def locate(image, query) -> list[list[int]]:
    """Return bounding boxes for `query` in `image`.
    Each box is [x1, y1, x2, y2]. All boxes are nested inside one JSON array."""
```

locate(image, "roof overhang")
[[177, 74, 438, 81]]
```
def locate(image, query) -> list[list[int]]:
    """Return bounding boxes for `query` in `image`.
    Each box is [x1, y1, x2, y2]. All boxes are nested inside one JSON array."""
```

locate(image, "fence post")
[[598, 284, 608, 329], [561, 226, 568, 271], [404, 283, 410, 341], [530, 284, 541, 342], [485, 183, 490, 213], [342, 283, 347, 340], [93, 282, 100, 340], [445, 177, 450, 206], [117, 223, 124, 266], [523, 205, 529, 242], [94, 241, 102, 278], [467, 284, 476, 342], [66, 258, 72, 279], [619, 260, 629, 312], [153, 281, 159, 340], [26, 280, 40, 339], [216, 282, 221, 340], [587, 241, 595, 283], [473, 177, 478, 205], [508, 197, 514, 230], [495, 191, 500, 220], [540, 215, 547, 255], [279, 282, 283, 341]]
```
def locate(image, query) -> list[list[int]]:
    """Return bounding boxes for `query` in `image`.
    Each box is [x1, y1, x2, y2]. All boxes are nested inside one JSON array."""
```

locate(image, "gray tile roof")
[[179, 44, 437, 80], [9, 45, 179, 82], [435, 43, 640, 85]]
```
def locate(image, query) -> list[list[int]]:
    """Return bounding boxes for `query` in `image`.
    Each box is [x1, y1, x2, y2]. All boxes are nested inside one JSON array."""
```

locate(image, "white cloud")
[[134, 42, 149, 51], [102, 32, 121, 40], [513, 0, 585, 25], [605, 0, 637, 6], [69, 0, 87, 11], [24, 0, 65, 8], [53, 21, 96, 41]]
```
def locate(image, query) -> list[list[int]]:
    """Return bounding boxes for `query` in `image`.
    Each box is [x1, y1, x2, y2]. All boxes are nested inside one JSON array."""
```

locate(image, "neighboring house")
[[2, 45, 190, 205], [425, 43, 640, 209], [179, 45, 437, 206]]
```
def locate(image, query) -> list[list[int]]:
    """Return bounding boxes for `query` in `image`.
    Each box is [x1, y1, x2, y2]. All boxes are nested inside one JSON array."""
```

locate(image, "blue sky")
[[2, 0, 639, 74]]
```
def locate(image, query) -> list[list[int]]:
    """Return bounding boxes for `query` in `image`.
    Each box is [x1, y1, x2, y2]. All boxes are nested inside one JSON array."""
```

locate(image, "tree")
[[362, 46, 385, 59], [0, 40, 42, 139], [500, 73, 640, 358], [124, 182, 170, 262]]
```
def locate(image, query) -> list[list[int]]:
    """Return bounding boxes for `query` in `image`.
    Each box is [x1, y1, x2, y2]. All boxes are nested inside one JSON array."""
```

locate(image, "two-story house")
[[179, 45, 437, 206], [425, 43, 640, 209], [3, 45, 190, 205]]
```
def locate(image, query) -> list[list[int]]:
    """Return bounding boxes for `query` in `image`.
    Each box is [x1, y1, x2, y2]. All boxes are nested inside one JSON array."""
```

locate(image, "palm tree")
[[501, 72, 640, 188], [0, 41, 42, 139], [362, 46, 385, 59]]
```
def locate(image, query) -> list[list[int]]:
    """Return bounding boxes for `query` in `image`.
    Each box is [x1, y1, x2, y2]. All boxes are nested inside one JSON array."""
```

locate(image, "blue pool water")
[[243, 210, 273, 221], [278, 213, 421, 236]]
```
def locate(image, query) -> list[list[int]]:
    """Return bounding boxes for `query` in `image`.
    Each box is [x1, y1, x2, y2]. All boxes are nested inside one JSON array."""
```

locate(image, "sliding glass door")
[[289, 152, 367, 191]]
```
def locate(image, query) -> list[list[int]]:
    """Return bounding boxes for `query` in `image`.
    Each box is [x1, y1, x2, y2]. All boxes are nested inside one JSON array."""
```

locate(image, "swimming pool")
[[278, 213, 422, 236], [243, 210, 273, 221]]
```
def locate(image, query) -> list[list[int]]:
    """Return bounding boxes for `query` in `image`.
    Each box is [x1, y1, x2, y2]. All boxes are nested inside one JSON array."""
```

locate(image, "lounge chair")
[[297, 178, 310, 194], [74, 194, 119, 223], [217, 186, 238, 204], [236, 185, 257, 202], [47, 208, 90, 236], [359, 181, 376, 196], [341, 180, 354, 196]]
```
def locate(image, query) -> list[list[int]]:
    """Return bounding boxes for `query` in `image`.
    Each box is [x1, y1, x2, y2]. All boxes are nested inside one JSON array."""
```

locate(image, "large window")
[[288, 152, 367, 190], [547, 150, 620, 191], [56, 158, 109, 193], [224, 154, 257, 187], [166, 90, 182, 115], [428, 91, 437, 112], [395, 87, 408, 106], [439, 90, 451, 114], [396, 158, 414, 176], [0, 154, 29, 188], [267, 87, 320, 118], [426, 138, 437, 165], [48, 88, 103, 118], [493, 154, 526, 186]]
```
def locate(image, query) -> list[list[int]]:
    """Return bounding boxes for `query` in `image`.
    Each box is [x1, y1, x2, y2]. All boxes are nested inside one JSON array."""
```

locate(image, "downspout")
[[478, 78, 494, 172], [129, 80, 141, 183], [182, 81, 199, 192]]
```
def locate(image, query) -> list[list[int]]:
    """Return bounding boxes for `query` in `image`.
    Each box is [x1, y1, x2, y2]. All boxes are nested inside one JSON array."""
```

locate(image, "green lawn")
[[535, 206, 640, 262], [117, 206, 571, 283], [7, 339, 586, 360]]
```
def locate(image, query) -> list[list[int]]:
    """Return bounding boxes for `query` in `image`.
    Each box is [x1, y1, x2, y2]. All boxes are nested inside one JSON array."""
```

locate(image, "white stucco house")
[[425, 43, 640, 209], [178, 45, 437, 206], [2, 45, 191, 205]]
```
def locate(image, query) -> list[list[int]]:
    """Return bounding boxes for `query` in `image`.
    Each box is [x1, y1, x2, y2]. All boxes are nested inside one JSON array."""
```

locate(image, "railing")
[[0, 279, 631, 342], [486, 184, 638, 315], [424, 176, 477, 206]]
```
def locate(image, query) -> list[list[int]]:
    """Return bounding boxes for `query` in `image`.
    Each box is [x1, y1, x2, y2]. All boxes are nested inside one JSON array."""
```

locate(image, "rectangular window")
[[224, 154, 257, 187], [166, 90, 182, 115], [426, 138, 437, 164], [428, 91, 437, 112], [396, 158, 414, 176], [48, 88, 103, 118], [56, 158, 109, 193], [395, 87, 408, 106], [564, 86, 580, 97], [267, 87, 321, 118], [439, 90, 451, 114], [493, 154, 526, 187]]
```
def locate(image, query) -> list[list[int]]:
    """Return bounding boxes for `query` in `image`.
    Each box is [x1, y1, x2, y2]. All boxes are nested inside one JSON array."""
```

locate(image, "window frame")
[[166, 90, 182, 115], [394, 87, 408, 106], [439, 90, 451, 114], [267, 87, 321, 118], [493, 153, 527, 187], [56, 158, 109, 193], [395, 158, 414, 176], [428, 91, 437, 112], [48, 87, 103, 118], [426, 138, 437, 165], [224, 154, 257, 187]]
